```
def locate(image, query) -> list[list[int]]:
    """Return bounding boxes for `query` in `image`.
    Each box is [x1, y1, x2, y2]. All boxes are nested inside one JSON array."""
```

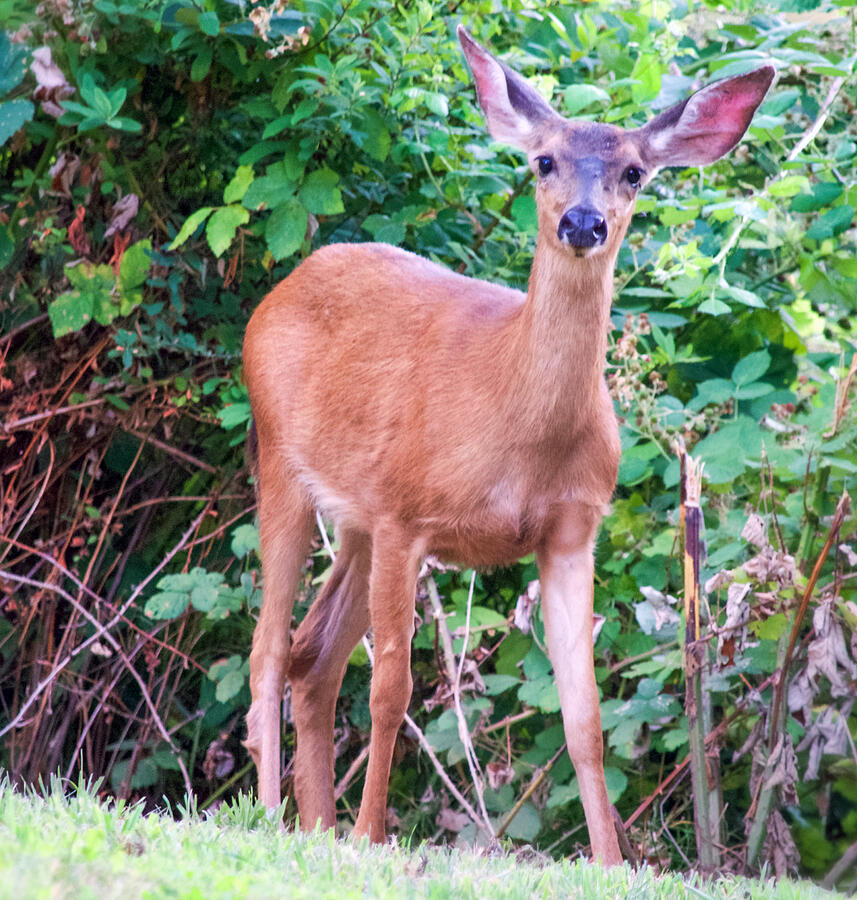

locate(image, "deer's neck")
[[507, 240, 616, 430]]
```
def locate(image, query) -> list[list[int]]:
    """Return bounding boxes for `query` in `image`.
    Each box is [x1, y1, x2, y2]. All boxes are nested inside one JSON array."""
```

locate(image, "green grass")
[[0, 777, 842, 899]]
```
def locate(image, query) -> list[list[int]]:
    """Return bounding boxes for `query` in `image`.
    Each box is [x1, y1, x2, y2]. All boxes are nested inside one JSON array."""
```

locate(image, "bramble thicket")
[[0, 0, 855, 888]]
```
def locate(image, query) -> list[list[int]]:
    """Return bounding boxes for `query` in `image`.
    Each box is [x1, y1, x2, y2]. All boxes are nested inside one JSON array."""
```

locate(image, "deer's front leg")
[[537, 502, 622, 866]]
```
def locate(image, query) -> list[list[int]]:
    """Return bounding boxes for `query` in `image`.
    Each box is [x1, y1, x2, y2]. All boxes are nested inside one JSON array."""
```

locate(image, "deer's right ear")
[[458, 26, 558, 151]]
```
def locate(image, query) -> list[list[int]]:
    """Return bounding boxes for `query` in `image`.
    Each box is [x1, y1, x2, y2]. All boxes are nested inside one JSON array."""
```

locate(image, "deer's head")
[[458, 27, 774, 260]]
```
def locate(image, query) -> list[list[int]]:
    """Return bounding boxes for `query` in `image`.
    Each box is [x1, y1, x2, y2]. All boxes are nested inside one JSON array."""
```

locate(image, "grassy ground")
[[0, 777, 842, 900]]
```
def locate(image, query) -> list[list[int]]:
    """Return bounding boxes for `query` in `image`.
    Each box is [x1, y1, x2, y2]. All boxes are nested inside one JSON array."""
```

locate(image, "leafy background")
[[1, 0, 855, 889]]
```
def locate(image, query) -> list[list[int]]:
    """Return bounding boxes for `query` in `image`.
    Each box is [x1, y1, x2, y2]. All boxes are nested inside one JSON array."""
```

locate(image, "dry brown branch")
[[0, 503, 215, 741]]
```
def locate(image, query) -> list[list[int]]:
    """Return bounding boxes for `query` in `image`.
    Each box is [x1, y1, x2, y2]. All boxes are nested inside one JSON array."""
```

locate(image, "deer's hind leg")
[[353, 521, 423, 842], [288, 527, 372, 832], [245, 446, 314, 810]]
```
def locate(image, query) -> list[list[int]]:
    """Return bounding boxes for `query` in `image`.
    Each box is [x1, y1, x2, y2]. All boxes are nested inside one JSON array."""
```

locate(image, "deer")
[[242, 25, 773, 865]]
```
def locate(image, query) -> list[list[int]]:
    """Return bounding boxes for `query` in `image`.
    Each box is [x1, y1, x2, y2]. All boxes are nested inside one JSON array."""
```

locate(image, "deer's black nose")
[[558, 206, 608, 248]]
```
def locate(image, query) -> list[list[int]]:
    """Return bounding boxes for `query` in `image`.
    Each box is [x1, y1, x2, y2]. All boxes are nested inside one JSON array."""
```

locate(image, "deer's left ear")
[[634, 66, 775, 169], [458, 25, 560, 152]]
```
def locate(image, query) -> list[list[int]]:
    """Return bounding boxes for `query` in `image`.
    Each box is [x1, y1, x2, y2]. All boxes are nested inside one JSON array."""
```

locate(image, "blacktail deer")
[[242, 26, 773, 864]]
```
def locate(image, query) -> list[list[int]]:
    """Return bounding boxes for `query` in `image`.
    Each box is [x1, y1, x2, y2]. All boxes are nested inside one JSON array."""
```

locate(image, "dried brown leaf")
[[31, 47, 74, 117], [763, 809, 799, 878], [741, 513, 769, 549], [514, 580, 539, 635], [486, 760, 514, 791], [104, 194, 140, 239], [436, 806, 472, 833]]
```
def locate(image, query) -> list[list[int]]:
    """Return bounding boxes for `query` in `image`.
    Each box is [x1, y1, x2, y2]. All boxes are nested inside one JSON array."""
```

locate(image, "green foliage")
[[0, 29, 32, 145], [1, 0, 856, 886]]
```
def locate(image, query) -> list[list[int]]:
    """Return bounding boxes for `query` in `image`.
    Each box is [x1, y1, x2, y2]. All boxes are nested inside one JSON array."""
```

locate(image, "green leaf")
[[262, 113, 292, 139], [768, 175, 810, 197], [731, 349, 770, 386], [0, 31, 29, 94], [145, 590, 190, 619], [78, 73, 100, 109], [517, 675, 560, 713], [501, 801, 540, 841], [697, 297, 730, 316], [362, 214, 405, 245], [722, 285, 765, 308], [0, 98, 34, 146], [105, 86, 127, 117], [659, 206, 698, 227], [218, 401, 252, 430], [49, 264, 117, 335], [691, 416, 762, 483], [563, 83, 610, 115], [191, 44, 213, 82], [111, 116, 142, 133], [790, 182, 842, 212], [290, 97, 318, 125], [357, 108, 391, 162], [631, 53, 661, 104], [762, 88, 800, 117], [205, 205, 249, 257], [118, 239, 151, 312], [266, 198, 307, 260], [242, 163, 295, 210], [0, 224, 12, 268], [215, 669, 245, 703], [298, 168, 344, 215], [511, 195, 537, 233], [198, 10, 219, 36], [187, 569, 226, 612], [748, 612, 788, 640], [48, 291, 94, 337], [482, 674, 520, 695], [423, 92, 448, 117], [805, 205, 854, 241], [231, 523, 260, 558], [604, 766, 628, 803], [169, 206, 213, 249], [224, 165, 254, 204], [734, 381, 773, 400], [660, 728, 688, 752]]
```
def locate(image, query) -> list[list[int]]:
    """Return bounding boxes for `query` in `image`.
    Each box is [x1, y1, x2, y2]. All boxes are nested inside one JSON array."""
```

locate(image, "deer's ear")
[[635, 66, 775, 169], [458, 25, 559, 151]]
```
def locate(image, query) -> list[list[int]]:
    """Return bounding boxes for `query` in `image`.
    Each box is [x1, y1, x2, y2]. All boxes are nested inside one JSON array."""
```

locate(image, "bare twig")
[[0, 504, 214, 740], [822, 836, 857, 890], [495, 741, 565, 839], [424, 572, 493, 836], [127, 428, 218, 474], [334, 743, 370, 800]]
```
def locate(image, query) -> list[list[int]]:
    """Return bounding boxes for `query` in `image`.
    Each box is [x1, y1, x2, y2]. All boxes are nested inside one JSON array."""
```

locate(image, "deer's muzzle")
[[557, 206, 608, 249]]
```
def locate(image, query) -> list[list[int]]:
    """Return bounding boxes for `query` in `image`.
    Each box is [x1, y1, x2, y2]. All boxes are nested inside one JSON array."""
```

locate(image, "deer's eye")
[[537, 156, 554, 176], [625, 166, 643, 188]]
